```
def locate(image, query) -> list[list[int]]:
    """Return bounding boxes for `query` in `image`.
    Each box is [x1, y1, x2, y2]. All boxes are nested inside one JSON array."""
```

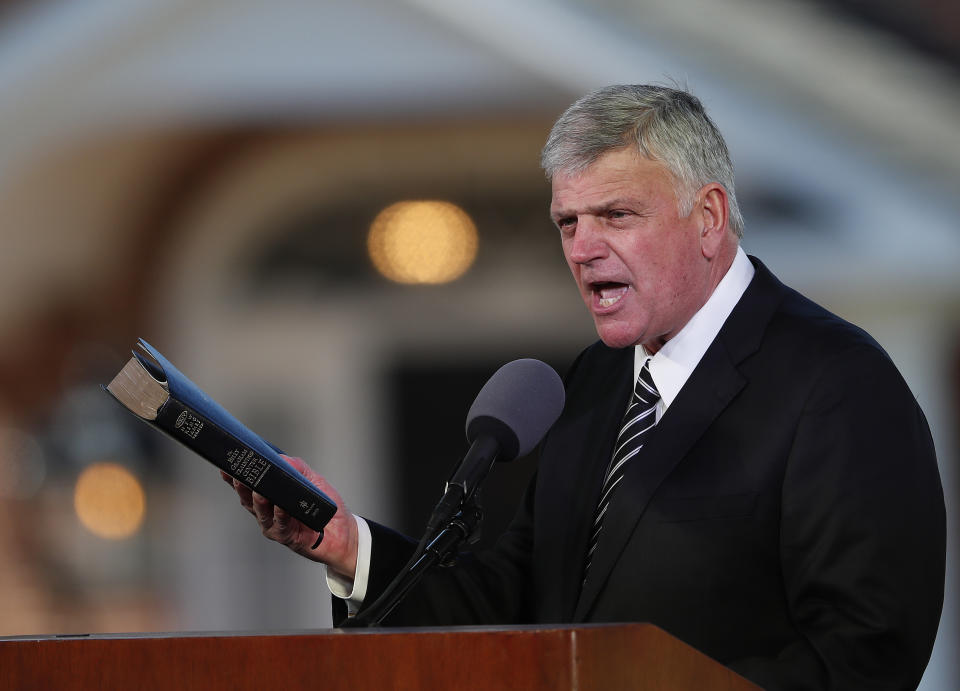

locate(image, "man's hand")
[[221, 455, 359, 580]]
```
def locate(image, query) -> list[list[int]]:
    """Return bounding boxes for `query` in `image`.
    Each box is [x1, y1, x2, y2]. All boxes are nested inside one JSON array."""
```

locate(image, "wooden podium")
[[0, 623, 760, 690]]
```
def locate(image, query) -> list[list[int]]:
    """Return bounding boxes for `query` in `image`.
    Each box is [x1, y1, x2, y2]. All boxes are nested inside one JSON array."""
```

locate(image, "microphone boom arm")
[[341, 502, 483, 628], [426, 435, 499, 536]]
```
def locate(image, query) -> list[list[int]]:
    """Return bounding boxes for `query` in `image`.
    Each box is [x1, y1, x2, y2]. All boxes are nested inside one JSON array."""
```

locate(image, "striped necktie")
[[584, 363, 660, 579]]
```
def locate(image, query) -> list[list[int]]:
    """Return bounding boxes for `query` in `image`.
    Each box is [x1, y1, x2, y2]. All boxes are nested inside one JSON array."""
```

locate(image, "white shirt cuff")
[[325, 514, 371, 614]]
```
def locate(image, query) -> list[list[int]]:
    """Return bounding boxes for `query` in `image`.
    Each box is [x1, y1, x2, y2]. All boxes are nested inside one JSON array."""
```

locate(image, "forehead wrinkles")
[[551, 162, 636, 206], [551, 162, 672, 219]]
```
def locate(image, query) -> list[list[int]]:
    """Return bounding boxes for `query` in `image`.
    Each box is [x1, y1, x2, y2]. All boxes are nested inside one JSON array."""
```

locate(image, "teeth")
[[596, 284, 627, 308]]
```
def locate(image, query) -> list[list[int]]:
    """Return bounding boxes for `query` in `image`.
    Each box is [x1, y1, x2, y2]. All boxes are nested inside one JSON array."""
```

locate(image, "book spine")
[[155, 398, 334, 533]]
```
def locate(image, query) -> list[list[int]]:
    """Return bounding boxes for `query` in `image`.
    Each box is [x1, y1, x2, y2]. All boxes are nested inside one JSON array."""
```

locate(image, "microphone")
[[345, 358, 565, 628], [428, 359, 565, 532]]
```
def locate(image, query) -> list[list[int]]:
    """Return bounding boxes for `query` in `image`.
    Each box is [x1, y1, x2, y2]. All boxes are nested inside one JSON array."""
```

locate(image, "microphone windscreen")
[[465, 359, 565, 461]]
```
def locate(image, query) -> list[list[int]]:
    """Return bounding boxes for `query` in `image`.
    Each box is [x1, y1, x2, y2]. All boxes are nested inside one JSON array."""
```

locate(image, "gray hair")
[[541, 84, 744, 238]]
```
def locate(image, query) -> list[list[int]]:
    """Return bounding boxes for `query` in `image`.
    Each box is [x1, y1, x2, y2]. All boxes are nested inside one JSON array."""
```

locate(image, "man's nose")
[[567, 218, 607, 264]]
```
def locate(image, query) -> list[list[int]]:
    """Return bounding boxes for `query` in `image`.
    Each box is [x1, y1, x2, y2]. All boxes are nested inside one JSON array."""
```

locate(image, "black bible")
[[104, 339, 337, 534]]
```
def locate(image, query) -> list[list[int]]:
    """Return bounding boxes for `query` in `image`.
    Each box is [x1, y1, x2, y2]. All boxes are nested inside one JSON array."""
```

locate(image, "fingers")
[[231, 478, 255, 514], [274, 505, 291, 531], [252, 491, 274, 528], [222, 469, 301, 542], [252, 491, 306, 547], [220, 460, 343, 564], [221, 471, 252, 511]]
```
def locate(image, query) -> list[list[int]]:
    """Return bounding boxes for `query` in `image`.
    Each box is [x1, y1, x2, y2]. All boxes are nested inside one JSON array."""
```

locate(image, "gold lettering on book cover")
[[174, 410, 203, 439], [226, 448, 270, 487]]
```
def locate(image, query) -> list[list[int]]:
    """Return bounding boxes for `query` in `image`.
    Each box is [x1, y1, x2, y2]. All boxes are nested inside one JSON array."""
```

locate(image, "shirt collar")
[[634, 246, 755, 410]]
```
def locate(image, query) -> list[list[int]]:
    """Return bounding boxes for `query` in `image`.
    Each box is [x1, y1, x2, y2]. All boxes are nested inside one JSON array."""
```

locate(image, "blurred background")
[[0, 0, 956, 687]]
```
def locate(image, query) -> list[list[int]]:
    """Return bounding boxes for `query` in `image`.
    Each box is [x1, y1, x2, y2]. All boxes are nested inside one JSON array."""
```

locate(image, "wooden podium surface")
[[0, 623, 760, 690]]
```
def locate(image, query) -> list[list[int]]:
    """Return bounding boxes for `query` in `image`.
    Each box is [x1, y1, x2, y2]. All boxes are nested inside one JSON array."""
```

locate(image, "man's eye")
[[608, 210, 629, 220], [556, 217, 576, 230]]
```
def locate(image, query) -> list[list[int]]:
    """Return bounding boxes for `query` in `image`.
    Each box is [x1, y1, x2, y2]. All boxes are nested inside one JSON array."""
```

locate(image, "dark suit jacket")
[[346, 258, 946, 690]]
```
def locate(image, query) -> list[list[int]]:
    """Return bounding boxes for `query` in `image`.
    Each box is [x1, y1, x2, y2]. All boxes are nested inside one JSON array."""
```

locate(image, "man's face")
[[550, 146, 712, 352]]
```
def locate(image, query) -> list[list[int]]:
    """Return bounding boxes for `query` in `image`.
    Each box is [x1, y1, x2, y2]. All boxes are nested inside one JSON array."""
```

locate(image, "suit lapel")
[[536, 345, 633, 621], [573, 343, 746, 620], [572, 256, 784, 621]]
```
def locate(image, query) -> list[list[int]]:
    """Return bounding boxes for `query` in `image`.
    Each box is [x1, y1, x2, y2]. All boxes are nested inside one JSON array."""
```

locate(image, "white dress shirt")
[[639, 246, 755, 416], [329, 246, 756, 611]]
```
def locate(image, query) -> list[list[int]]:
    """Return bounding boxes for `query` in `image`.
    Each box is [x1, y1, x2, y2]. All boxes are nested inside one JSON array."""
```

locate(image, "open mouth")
[[592, 282, 629, 308]]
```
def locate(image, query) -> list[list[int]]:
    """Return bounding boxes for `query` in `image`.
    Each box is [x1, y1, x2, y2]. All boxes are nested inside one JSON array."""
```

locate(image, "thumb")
[[282, 454, 319, 483]]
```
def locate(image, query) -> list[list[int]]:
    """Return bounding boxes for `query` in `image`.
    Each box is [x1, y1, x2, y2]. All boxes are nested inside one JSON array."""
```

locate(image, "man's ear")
[[698, 183, 729, 259]]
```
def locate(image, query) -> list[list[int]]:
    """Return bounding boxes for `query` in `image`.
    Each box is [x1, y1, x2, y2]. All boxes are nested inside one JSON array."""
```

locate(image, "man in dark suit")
[[229, 85, 946, 690]]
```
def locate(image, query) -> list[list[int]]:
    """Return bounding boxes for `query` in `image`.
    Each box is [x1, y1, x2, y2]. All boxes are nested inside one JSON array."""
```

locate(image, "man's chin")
[[595, 324, 641, 350]]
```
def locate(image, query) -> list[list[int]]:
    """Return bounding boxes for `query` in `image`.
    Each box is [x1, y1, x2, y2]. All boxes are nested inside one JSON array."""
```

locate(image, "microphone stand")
[[341, 500, 483, 628], [342, 437, 499, 629]]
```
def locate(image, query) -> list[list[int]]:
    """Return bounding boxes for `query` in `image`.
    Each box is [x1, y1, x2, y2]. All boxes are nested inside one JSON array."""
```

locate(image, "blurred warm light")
[[368, 200, 478, 284], [0, 427, 47, 499], [74, 462, 146, 539]]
